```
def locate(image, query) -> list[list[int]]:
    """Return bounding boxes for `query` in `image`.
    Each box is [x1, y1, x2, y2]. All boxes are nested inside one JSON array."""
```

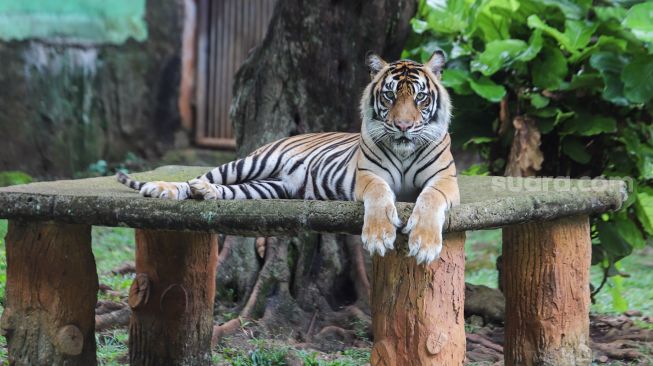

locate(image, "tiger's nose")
[[393, 120, 413, 132]]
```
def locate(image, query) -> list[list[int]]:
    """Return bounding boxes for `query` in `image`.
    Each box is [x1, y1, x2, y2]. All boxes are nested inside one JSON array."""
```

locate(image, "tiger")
[[117, 51, 459, 265]]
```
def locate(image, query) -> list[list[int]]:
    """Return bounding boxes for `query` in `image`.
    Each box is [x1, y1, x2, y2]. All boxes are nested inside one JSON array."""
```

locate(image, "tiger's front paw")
[[403, 203, 447, 265], [189, 178, 219, 200], [361, 200, 402, 257], [140, 182, 186, 200]]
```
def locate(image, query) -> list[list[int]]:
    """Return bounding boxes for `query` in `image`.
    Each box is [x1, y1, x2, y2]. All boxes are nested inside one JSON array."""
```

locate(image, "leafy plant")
[[404, 0, 653, 307]]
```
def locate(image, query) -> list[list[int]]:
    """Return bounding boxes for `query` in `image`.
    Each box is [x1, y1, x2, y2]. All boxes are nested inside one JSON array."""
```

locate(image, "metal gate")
[[195, 0, 276, 149]]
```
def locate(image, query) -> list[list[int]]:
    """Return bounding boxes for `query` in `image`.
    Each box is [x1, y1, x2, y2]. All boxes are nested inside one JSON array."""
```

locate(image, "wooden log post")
[[370, 232, 466, 366], [502, 216, 592, 366], [1, 221, 98, 365], [129, 230, 218, 366]]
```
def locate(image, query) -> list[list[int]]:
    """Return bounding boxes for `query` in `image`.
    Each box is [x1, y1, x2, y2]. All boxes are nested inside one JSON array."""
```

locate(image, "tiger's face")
[[361, 51, 452, 157]]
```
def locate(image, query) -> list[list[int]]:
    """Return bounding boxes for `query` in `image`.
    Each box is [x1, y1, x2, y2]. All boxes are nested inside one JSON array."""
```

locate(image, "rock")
[[465, 284, 505, 324], [624, 310, 643, 317]]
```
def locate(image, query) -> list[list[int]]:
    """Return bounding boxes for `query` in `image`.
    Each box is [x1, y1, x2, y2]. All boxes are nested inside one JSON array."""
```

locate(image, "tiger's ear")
[[366, 52, 387, 77], [426, 50, 446, 77]]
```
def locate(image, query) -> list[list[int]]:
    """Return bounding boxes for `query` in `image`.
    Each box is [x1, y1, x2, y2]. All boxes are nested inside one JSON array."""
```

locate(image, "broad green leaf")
[[472, 39, 528, 76], [635, 187, 653, 236], [535, 0, 587, 20], [636, 145, 653, 180], [515, 29, 543, 62], [561, 114, 617, 136], [411, 19, 429, 34], [623, 2, 653, 43], [589, 52, 629, 105], [425, 0, 473, 34], [571, 36, 628, 63], [530, 93, 549, 108], [531, 47, 567, 90], [441, 69, 473, 94], [469, 76, 507, 102], [622, 56, 653, 104], [597, 220, 634, 259], [562, 73, 603, 91], [527, 15, 574, 53], [564, 20, 598, 50], [537, 118, 555, 134], [614, 213, 646, 249], [562, 137, 591, 164], [595, 6, 627, 22]]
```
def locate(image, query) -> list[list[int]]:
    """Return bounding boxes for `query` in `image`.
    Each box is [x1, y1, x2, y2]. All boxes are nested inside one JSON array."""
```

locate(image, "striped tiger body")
[[117, 52, 459, 264]]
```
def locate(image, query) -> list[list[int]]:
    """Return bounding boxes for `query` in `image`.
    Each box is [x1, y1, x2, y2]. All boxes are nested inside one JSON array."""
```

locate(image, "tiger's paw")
[[361, 200, 402, 257], [140, 182, 186, 200], [403, 203, 446, 265], [189, 178, 220, 200]]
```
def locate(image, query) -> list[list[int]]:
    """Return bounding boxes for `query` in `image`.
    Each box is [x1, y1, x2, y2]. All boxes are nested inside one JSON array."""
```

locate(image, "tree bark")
[[502, 216, 592, 366], [216, 0, 417, 343], [370, 232, 466, 366], [231, 0, 417, 155], [128, 230, 218, 366], [1, 221, 98, 366]]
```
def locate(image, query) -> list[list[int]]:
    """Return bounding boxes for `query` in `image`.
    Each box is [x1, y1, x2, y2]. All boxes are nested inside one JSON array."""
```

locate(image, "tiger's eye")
[[383, 91, 395, 100], [416, 92, 427, 102]]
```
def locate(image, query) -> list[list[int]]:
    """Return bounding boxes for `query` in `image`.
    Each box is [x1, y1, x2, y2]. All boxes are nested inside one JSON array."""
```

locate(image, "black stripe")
[[419, 160, 454, 188], [412, 141, 451, 186], [360, 148, 395, 185], [206, 171, 214, 183], [248, 183, 266, 198]]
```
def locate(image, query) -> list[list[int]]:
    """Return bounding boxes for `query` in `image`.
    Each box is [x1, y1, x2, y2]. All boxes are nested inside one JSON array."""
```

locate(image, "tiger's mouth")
[[396, 136, 413, 144]]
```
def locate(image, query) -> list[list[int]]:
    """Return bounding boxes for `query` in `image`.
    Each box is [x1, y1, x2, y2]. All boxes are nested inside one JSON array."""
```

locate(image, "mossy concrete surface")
[[0, 166, 628, 236]]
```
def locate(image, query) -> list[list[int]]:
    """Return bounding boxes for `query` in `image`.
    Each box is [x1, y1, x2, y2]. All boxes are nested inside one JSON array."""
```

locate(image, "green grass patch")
[[465, 229, 501, 288]]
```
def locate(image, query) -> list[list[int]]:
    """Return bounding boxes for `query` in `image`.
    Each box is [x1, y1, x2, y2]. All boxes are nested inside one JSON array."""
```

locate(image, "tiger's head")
[[360, 51, 452, 157]]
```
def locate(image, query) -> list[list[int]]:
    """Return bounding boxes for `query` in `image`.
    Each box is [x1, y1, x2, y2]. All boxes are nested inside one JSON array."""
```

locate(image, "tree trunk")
[[215, 0, 417, 345], [502, 216, 592, 366], [1, 221, 98, 366], [370, 233, 466, 366], [128, 230, 218, 366]]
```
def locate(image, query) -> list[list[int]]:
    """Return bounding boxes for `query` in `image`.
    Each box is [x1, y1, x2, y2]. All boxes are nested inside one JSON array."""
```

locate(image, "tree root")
[[95, 301, 131, 331]]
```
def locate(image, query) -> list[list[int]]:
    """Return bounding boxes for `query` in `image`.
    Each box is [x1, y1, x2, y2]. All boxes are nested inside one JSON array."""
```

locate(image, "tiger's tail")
[[116, 171, 145, 191]]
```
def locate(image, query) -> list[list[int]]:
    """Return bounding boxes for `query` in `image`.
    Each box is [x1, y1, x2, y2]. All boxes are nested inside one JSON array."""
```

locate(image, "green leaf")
[[531, 47, 567, 90], [561, 114, 617, 136], [463, 136, 495, 149], [471, 39, 529, 76], [622, 56, 653, 104], [411, 19, 429, 34], [537, 118, 555, 134], [613, 213, 646, 249], [635, 187, 653, 236], [623, 2, 653, 43], [571, 36, 628, 63], [441, 69, 473, 94], [562, 137, 591, 163], [562, 73, 603, 91], [530, 93, 549, 108], [595, 6, 627, 22], [469, 76, 507, 102], [474, 3, 513, 42], [536, 0, 587, 20], [564, 20, 598, 50], [527, 15, 574, 53], [597, 220, 633, 259], [424, 0, 473, 34], [589, 52, 629, 105], [515, 29, 543, 62]]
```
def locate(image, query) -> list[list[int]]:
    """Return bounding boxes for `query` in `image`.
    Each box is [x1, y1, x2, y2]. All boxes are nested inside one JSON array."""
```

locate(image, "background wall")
[[0, 0, 185, 178]]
